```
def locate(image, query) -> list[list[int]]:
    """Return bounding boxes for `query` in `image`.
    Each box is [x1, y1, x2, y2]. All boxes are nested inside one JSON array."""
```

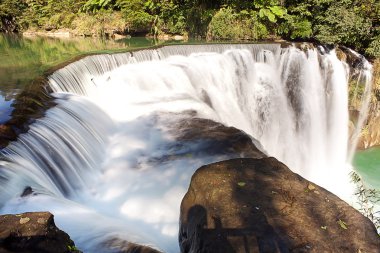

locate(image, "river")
[[0, 34, 378, 252]]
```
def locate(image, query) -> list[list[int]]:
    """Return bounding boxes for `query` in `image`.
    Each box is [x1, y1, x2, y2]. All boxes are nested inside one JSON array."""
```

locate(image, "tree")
[[0, 0, 26, 32], [313, 1, 372, 51]]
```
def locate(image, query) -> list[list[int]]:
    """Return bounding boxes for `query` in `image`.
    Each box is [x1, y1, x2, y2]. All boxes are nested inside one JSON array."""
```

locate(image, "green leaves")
[[259, 9, 275, 22], [82, 0, 116, 13], [258, 5, 286, 23], [337, 219, 348, 230], [269, 6, 286, 18], [207, 7, 268, 40]]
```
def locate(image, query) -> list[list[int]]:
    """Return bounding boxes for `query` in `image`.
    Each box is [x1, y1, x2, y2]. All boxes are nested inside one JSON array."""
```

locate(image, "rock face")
[[357, 58, 380, 149], [180, 158, 380, 253], [349, 57, 380, 149], [0, 212, 80, 253]]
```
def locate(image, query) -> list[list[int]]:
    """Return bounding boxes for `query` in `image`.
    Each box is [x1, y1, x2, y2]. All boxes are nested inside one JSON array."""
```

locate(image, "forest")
[[0, 0, 379, 58]]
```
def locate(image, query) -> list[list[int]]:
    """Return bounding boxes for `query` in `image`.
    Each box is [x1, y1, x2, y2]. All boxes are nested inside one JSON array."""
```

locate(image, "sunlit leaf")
[[337, 219, 348, 229]]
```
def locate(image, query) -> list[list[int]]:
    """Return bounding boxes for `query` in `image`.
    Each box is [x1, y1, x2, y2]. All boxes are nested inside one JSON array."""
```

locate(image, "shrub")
[[366, 36, 380, 58], [71, 11, 125, 36], [207, 8, 268, 40], [314, 3, 372, 49], [278, 16, 312, 39]]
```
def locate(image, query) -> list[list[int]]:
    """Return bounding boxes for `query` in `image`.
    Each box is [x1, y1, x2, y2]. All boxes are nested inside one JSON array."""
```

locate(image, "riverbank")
[[1, 1, 378, 59], [22, 28, 188, 42]]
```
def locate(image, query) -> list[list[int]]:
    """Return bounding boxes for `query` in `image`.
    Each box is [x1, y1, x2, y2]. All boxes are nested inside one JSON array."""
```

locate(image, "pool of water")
[[354, 146, 380, 189], [0, 34, 188, 124], [0, 34, 160, 93]]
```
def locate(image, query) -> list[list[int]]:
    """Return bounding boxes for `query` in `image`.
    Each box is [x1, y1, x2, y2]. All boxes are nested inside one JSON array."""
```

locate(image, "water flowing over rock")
[[180, 158, 380, 253], [0, 44, 373, 252], [355, 58, 380, 149]]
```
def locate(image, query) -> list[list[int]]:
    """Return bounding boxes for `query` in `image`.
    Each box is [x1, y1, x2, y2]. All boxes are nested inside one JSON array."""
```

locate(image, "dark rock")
[[179, 158, 380, 253], [20, 187, 34, 197], [103, 238, 162, 253], [126, 112, 266, 169], [0, 76, 55, 149], [172, 116, 265, 159], [0, 212, 81, 253], [0, 125, 16, 141]]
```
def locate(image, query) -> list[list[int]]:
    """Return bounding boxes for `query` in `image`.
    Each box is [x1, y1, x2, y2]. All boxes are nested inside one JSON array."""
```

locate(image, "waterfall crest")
[[0, 44, 373, 252]]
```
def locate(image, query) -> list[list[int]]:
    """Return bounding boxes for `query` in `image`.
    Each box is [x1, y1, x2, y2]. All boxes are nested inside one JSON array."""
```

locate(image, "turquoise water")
[[354, 147, 380, 189]]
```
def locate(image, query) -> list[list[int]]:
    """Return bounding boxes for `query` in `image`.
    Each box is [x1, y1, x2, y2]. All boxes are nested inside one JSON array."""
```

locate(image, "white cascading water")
[[0, 44, 373, 252], [347, 49, 374, 159]]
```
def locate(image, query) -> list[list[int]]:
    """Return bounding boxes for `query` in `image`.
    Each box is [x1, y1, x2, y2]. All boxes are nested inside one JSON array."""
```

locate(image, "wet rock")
[[347, 56, 380, 149], [129, 112, 266, 169], [0, 77, 55, 149], [0, 125, 16, 140], [180, 158, 380, 253], [20, 187, 34, 197], [172, 116, 266, 159], [103, 238, 162, 253], [0, 212, 81, 253]]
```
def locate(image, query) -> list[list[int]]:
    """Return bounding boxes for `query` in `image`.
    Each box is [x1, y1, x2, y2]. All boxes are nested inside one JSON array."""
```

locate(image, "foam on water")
[[0, 44, 373, 252]]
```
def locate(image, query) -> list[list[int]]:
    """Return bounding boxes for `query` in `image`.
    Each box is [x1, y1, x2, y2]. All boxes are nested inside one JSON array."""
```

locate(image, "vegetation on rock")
[[351, 171, 380, 231]]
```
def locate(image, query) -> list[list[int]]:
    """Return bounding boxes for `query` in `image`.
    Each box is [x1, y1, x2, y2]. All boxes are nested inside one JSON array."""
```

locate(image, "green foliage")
[[81, 0, 117, 13], [258, 5, 286, 23], [0, 0, 26, 32], [116, 0, 152, 33], [351, 171, 380, 231], [0, 0, 379, 57], [151, 0, 187, 35], [72, 11, 125, 36], [282, 0, 378, 54], [366, 36, 380, 58], [19, 0, 86, 30], [207, 7, 267, 40], [278, 15, 312, 39], [67, 244, 81, 252], [314, 2, 372, 49]]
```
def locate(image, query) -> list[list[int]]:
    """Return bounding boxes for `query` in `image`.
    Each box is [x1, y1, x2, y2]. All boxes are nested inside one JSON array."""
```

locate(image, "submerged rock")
[[179, 158, 380, 253], [0, 212, 81, 253], [103, 238, 162, 253], [172, 116, 265, 159]]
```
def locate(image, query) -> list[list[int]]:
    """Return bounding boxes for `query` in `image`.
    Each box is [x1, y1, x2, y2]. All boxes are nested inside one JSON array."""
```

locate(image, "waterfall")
[[347, 49, 373, 160], [0, 44, 372, 252]]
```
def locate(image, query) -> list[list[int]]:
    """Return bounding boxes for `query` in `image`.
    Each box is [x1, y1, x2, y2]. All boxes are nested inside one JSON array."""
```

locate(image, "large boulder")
[[179, 158, 380, 253], [0, 212, 80, 253]]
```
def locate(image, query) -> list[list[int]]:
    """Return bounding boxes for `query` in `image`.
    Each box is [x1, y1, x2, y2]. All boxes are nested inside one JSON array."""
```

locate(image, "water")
[[0, 44, 373, 252], [0, 34, 181, 123], [354, 147, 380, 188]]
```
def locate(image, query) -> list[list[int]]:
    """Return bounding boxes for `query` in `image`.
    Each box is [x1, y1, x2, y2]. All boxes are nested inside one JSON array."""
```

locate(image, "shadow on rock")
[[179, 158, 380, 253]]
